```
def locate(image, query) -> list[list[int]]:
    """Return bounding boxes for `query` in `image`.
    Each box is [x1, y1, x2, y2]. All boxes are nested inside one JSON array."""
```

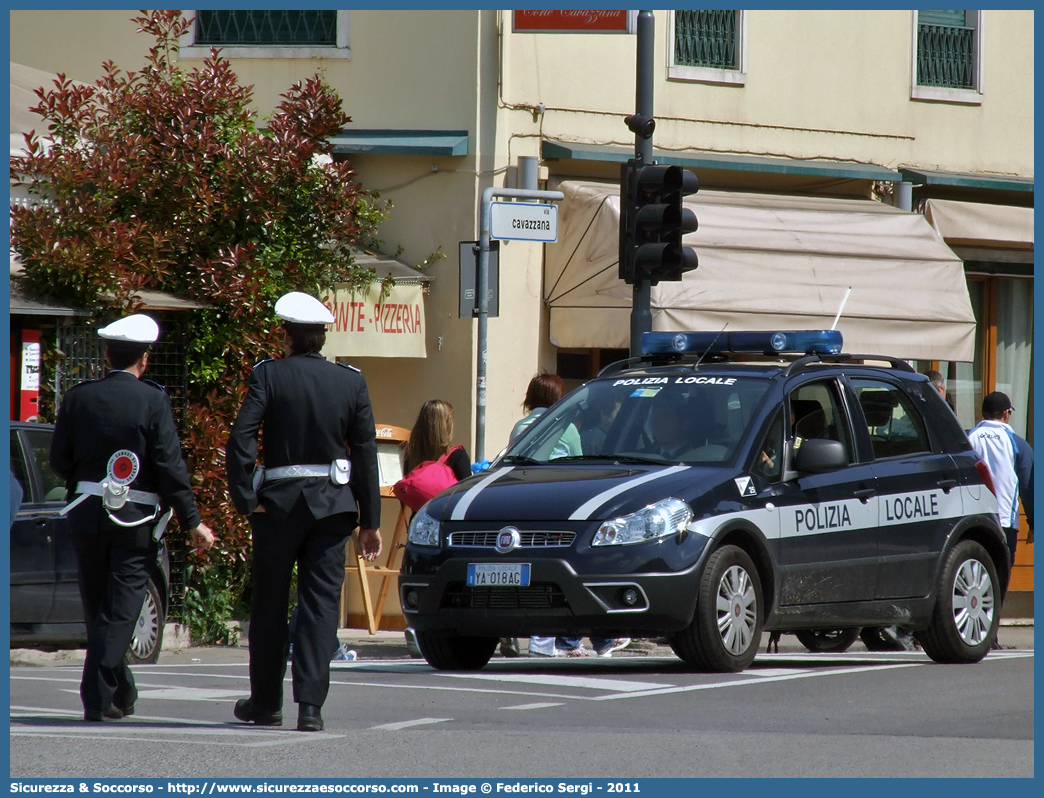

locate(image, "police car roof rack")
[[783, 352, 916, 378]]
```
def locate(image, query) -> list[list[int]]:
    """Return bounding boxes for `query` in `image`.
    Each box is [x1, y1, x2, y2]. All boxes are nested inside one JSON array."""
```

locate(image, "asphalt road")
[[9, 644, 1034, 779]]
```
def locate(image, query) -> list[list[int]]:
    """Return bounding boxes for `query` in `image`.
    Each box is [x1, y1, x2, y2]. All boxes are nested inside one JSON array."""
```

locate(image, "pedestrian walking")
[[967, 391, 1034, 566], [226, 292, 382, 732], [50, 313, 215, 722]]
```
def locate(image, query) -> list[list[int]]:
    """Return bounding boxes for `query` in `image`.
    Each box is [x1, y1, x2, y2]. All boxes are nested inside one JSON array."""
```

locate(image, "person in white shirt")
[[967, 391, 1034, 566]]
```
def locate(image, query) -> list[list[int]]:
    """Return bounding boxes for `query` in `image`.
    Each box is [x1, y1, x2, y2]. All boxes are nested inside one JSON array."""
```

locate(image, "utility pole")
[[629, 9, 655, 357]]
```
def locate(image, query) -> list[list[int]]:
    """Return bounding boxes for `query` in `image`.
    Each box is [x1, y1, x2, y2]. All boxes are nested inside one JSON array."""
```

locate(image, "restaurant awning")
[[545, 180, 977, 362], [321, 249, 432, 359], [922, 199, 1034, 250], [10, 255, 210, 315]]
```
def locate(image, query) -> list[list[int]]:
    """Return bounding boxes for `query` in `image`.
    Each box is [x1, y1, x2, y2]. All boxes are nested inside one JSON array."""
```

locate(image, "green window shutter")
[[916, 10, 978, 88], [674, 10, 739, 70], [196, 11, 338, 46], [917, 10, 972, 28]]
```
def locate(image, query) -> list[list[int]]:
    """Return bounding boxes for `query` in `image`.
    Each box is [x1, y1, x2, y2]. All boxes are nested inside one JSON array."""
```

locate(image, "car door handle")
[[853, 488, 876, 503], [937, 479, 958, 493], [33, 517, 50, 527]]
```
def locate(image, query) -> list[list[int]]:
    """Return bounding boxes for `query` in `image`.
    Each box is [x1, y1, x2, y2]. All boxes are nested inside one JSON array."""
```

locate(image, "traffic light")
[[618, 159, 699, 285]]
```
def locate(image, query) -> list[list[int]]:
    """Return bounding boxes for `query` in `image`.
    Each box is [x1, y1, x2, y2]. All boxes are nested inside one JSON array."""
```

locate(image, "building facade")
[[11, 9, 1033, 617]]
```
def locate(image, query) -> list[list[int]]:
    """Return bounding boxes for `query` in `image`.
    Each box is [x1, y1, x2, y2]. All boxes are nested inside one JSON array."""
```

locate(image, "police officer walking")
[[226, 292, 381, 732], [50, 314, 215, 722]]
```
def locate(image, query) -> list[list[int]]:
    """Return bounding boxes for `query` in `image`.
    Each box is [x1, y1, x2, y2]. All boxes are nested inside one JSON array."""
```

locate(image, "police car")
[[399, 331, 1008, 672]]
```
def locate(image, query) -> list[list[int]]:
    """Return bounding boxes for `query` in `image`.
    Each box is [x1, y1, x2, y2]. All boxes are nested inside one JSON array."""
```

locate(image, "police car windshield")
[[505, 373, 771, 465]]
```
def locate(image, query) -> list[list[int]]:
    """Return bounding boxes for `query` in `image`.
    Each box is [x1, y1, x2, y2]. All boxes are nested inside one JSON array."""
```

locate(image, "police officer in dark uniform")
[[50, 314, 215, 722], [226, 292, 381, 732]]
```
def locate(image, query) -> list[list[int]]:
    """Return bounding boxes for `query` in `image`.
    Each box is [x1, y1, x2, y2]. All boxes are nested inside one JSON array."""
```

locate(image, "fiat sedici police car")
[[400, 331, 1008, 672]]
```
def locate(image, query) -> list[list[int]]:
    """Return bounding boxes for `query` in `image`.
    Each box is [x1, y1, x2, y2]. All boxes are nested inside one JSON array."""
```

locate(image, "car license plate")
[[467, 563, 531, 587]]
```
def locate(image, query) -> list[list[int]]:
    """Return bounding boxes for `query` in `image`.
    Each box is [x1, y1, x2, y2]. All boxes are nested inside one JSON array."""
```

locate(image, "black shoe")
[[84, 706, 123, 722], [297, 703, 324, 732], [117, 704, 135, 717], [234, 698, 283, 726]]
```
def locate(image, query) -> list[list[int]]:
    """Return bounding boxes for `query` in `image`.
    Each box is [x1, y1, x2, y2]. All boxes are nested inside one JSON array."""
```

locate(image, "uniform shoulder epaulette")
[[336, 362, 362, 374], [254, 358, 274, 370], [142, 378, 167, 393]]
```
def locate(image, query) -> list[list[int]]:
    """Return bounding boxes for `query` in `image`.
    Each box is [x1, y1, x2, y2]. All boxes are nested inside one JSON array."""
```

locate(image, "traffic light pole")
[[630, 9, 655, 357]]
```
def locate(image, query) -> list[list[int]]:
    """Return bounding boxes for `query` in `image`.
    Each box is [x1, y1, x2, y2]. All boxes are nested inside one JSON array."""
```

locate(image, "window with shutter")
[[668, 10, 746, 85], [911, 10, 982, 103], [916, 10, 977, 89], [178, 9, 350, 59], [196, 11, 338, 46]]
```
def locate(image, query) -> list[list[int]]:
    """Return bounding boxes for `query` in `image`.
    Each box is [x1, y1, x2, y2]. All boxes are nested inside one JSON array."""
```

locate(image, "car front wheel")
[[415, 632, 497, 671], [127, 578, 165, 665], [917, 540, 999, 664], [671, 545, 763, 672]]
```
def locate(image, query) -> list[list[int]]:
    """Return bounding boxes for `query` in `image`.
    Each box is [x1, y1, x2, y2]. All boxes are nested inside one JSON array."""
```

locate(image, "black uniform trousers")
[[70, 524, 158, 714], [248, 495, 355, 711]]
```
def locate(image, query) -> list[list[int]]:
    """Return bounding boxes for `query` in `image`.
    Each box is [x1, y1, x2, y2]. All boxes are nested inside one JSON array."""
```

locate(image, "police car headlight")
[[592, 498, 692, 546], [407, 507, 441, 548]]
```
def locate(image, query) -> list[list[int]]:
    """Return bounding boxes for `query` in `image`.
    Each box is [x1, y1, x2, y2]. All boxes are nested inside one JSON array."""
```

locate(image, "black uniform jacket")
[[50, 371, 201, 530], [225, 352, 381, 529]]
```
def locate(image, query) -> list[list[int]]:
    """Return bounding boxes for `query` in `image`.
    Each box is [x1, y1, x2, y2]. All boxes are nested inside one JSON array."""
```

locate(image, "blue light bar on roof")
[[641, 330, 844, 356]]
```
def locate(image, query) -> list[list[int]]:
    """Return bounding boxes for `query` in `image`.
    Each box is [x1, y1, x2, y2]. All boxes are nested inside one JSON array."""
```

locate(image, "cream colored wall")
[[501, 9, 1033, 178]]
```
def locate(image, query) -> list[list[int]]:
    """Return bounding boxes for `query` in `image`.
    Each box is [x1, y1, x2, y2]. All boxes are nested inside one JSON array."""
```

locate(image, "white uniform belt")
[[265, 464, 330, 480], [70, 481, 161, 507]]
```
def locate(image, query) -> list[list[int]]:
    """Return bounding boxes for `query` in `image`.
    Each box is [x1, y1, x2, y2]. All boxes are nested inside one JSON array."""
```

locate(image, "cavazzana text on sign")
[[490, 201, 559, 243]]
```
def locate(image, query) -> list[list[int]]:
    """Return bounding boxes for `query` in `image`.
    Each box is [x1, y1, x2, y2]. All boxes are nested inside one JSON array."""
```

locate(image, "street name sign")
[[490, 201, 559, 243]]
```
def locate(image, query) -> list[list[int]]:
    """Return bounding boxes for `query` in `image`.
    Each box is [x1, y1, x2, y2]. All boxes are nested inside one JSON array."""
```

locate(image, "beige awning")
[[545, 180, 976, 362], [923, 198, 1034, 250]]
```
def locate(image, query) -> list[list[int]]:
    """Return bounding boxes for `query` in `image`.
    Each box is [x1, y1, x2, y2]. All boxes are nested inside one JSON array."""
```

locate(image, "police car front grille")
[[442, 582, 568, 610], [447, 531, 576, 548]]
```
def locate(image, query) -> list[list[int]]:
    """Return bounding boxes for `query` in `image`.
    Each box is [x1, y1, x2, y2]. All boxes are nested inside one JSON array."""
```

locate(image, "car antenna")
[[831, 286, 852, 331], [692, 322, 727, 371]]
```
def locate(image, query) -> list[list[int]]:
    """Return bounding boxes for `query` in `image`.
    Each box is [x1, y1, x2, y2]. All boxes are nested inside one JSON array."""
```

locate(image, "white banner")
[[322, 283, 427, 358]]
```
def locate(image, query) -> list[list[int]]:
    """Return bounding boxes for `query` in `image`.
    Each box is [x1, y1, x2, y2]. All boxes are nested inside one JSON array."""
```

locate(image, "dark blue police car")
[[400, 331, 1007, 672]]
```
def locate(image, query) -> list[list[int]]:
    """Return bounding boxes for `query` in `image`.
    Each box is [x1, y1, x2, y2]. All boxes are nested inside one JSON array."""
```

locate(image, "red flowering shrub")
[[11, 11, 386, 635]]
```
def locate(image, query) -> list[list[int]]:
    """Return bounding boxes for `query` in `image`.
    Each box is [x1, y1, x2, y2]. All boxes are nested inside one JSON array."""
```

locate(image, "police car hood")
[[429, 464, 719, 524]]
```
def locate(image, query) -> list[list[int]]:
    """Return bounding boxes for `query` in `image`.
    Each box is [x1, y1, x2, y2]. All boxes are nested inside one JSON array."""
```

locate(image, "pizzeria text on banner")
[[323, 282, 427, 358]]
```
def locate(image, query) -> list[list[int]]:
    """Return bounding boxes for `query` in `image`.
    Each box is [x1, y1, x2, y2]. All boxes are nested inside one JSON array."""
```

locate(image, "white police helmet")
[[274, 292, 335, 325], [97, 314, 160, 344]]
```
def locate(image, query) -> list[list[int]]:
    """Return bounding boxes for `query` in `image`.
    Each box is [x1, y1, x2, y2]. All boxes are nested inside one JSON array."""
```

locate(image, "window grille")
[[674, 10, 739, 70], [195, 10, 338, 46], [917, 10, 977, 89]]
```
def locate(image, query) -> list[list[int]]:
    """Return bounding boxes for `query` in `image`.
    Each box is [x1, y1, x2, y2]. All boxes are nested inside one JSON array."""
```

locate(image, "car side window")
[[21, 427, 66, 502], [10, 430, 32, 503], [787, 379, 854, 467], [850, 378, 932, 460]]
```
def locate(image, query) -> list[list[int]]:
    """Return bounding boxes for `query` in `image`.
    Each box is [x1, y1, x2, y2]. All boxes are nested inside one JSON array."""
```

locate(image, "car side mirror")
[[795, 439, 848, 474]]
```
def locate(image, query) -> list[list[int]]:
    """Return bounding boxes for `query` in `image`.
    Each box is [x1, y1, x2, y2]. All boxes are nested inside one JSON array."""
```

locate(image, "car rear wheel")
[[415, 632, 497, 670], [671, 545, 763, 672], [127, 578, 165, 665], [794, 628, 860, 653], [918, 540, 999, 664]]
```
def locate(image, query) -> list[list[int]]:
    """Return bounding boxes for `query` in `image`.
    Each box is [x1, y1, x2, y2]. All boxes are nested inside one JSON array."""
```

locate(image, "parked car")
[[10, 421, 170, 663], [400, 330, 1009, 672]]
